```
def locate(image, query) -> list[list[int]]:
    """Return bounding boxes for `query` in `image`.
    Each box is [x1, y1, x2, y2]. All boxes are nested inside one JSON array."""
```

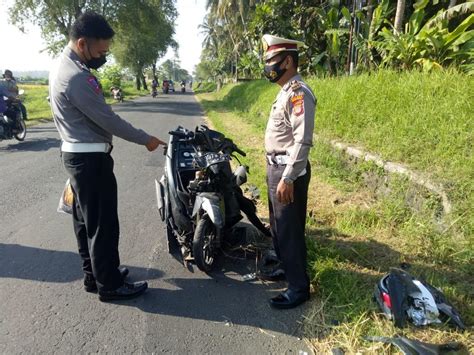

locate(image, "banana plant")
[[373, 0, 474, 71]]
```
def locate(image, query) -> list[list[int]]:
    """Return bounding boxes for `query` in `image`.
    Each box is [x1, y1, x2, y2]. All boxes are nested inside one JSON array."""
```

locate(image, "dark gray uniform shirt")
[[49, 46, 150, 145], [265, 74, 316, 181]]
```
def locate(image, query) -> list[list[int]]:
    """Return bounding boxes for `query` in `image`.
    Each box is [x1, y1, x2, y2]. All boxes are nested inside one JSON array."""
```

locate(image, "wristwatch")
[[282, 177, 294, 185]]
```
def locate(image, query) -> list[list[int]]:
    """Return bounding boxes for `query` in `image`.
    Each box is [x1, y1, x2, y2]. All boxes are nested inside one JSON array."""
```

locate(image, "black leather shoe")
[[258, 268, 286, 282], [84, 267, 130, 293], [269, 288, 310, 309], [119, 267, 129, 279], [98, 281, 148, 302]]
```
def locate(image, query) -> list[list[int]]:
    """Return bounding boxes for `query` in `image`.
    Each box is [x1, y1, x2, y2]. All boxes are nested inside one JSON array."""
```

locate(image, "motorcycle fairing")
[[155, 178, 165, 221], [192, 193, 224, 229]]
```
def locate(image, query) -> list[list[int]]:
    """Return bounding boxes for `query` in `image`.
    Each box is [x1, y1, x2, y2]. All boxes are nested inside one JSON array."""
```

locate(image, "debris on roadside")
[[365, 335, 469, 355], [242, 273, 257, 281], [373, 267, 465, 329]]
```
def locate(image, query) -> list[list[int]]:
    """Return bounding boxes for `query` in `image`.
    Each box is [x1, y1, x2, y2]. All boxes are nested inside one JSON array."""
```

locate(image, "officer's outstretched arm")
[[67, 74, 151, 145]]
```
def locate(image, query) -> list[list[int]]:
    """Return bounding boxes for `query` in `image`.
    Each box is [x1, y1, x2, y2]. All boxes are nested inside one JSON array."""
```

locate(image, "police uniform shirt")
[[265, 74, 316, 181], [49, 46, 150, 145]]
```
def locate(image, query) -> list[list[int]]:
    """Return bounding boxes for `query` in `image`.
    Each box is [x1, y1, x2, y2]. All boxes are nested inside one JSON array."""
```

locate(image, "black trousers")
[[267, 162, 311, 293], [63, 152, 123, 291]]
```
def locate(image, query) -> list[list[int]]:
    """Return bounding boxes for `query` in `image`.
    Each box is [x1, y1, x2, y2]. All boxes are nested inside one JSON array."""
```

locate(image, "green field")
[[18, 82, 149, 126], [197, 70, 473, 353]]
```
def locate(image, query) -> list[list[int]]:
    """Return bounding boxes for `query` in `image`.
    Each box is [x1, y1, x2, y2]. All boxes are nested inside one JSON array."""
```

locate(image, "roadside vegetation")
[[193, 82, 217, 94], [19, 82, 150, 126], [196, 0, 473, 82], [197, 69, 473, 353]]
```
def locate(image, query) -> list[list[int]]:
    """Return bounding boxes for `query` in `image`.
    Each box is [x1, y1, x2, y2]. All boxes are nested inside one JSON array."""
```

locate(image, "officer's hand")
[[277, 180, 294, 205], [146, 136, 166, 151]]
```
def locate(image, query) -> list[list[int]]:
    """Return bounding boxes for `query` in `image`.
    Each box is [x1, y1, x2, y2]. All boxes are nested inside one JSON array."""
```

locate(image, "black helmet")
[[374, 268, 465, 329]]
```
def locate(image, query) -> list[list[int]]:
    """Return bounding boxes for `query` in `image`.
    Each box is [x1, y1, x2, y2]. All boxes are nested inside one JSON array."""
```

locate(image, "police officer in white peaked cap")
[[260, 34, 316, 309]]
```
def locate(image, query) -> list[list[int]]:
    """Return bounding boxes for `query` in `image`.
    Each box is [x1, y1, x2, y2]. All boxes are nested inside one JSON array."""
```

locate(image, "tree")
[[110, 0, 177, 90], [9, 0, 125, 55], [8, 0, 177, 89]]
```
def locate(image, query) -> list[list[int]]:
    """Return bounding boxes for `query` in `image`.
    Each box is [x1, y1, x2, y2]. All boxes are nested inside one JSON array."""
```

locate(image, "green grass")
[[199, 70, 474, 240], [197, 69, 473, 353], [193, 82, 217, 93], [19, 85, 51, 124], [19, 82, 149, 124]]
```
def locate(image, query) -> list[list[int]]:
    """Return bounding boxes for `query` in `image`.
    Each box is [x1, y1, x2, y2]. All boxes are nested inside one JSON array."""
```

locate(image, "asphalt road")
[[0, 91, 310, 354]]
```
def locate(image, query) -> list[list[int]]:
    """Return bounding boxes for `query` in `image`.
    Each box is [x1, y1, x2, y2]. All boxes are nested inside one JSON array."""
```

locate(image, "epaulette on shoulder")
[[290, 80, 302, 91], [76, 60, 91, 72]]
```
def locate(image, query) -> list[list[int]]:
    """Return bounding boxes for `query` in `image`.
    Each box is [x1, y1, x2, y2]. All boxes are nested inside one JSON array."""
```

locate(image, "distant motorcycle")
[[0, 89, 27, 142], [181, 83, 186, 93], [152, 87, 158, 98], [110, 87, 124, 102]]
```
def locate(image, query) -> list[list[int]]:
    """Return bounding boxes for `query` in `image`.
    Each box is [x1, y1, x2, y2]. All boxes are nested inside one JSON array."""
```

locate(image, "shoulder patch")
[[87, 76, 102, 95], [291, 93, 305, 116]]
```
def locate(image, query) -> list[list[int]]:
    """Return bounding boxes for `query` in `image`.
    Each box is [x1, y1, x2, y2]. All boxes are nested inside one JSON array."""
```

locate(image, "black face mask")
[[87, 55, 107, 70], [85, 43, 107, 70], [264, 57, 287, 83]]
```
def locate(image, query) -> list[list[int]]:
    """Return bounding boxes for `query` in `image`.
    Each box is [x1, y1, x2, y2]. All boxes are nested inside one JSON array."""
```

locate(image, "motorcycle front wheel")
[[193, 215, 218, 272], [14, 118, 27, 141]]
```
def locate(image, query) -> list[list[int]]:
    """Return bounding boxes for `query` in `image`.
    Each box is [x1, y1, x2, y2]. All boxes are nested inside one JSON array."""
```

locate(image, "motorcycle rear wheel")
[[14, 118, 26, 141], [193, 215, 218, 272]]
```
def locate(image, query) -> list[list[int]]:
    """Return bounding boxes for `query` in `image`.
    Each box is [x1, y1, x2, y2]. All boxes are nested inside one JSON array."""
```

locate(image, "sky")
[[0, 0, 207, 75]]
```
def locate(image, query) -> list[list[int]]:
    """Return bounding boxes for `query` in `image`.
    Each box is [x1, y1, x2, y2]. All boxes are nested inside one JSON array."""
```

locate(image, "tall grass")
[[200, 70, 474, 240], [197, 69, 473, 353]]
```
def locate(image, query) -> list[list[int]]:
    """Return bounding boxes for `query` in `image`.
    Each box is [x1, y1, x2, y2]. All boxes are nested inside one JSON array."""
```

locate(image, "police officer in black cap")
[[260, 34, 316, 309]]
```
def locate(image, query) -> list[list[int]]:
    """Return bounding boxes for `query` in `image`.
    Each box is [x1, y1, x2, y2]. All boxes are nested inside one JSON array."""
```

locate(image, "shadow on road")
[[127, 272, 305, 338], [109, 247, 306, 338], [0, 137, 60, 152], [115, 98, 203, 118], [0, 243, 163, 283]]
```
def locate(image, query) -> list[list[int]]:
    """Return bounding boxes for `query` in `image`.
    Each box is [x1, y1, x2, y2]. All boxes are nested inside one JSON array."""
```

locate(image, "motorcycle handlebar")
[[234, 146, 246, 157], [168, 130, 194, 139]]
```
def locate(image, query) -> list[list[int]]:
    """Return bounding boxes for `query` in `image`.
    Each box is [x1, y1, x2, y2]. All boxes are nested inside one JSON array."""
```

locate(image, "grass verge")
[[196, 70, 473, 353], [18, 82, 149, 126], [193, 82, 218, 93]]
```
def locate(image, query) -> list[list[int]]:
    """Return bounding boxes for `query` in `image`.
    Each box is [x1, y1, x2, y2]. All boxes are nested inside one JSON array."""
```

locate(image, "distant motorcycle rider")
[[1, 70, 28, 120], [0, 86, 14, 116]]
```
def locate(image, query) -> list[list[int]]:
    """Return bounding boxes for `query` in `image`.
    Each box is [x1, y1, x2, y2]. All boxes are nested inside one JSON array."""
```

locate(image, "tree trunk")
[[346, 0, 356, 73], [135, 75, 141, 90], [365, 0, 375, 68], [142, 75, 148, 91], [394, 0, 406, 34], [152, 63, 157, 81]]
